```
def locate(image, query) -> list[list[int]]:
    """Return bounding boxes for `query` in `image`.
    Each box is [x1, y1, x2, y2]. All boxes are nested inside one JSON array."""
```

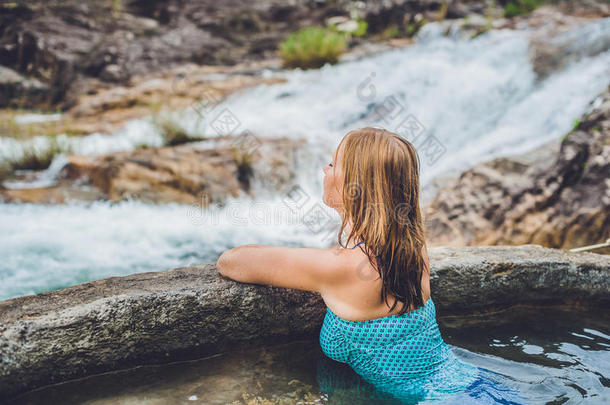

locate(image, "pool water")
[[12, 305, 610, 404]]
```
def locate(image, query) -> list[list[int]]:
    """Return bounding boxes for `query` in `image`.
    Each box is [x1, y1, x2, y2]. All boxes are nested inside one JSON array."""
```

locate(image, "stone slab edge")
[[0, 244, 608, 399]]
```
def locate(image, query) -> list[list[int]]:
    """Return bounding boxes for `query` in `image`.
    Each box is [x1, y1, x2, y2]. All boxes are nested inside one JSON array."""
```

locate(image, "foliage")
[[437, 1, 449, 20], [407, 19, 427, 37], [504, 0, 546, 18], [153, 115, 204, 146], [10, 137, 72, 171], [111, 0, 121, 14], [573, 119, 580, 130], [0, 163, 13, 184], [406, 18, 427, 38], [406, 22, 420, 37], [381, 25, 402, 39], [352, 19, 368, 37], [230, 146, 255, 190], [279, 26, 347, 69]]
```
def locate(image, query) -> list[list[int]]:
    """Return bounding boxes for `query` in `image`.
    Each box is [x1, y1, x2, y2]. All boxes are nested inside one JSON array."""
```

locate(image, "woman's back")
[[320, 295, 480, 402], [321, 241, 431, 323], [318, 242, 527, 404]]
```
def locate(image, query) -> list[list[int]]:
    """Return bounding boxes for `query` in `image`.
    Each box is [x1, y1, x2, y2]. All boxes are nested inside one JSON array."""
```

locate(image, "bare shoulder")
[[216, 244, 357, 293]]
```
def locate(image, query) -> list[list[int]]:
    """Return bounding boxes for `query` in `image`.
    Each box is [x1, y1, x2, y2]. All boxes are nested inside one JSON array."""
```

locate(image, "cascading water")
[[0, 18, 609, 301]]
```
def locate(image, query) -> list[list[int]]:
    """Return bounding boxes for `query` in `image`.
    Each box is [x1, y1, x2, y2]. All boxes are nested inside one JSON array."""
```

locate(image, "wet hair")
[[334, 127, 429, 315]]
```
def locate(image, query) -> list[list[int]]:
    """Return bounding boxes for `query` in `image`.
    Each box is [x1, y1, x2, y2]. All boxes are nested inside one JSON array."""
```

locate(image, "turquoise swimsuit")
[[318, 241, 527, 404]]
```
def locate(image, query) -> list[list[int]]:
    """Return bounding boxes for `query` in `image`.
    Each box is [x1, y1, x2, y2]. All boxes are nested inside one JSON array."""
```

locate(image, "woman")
[[217, 127, 525, 404]]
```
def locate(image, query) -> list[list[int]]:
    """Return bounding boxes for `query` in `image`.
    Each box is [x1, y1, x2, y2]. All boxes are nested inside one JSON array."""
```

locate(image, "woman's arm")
[[216, 244, 353, 293]]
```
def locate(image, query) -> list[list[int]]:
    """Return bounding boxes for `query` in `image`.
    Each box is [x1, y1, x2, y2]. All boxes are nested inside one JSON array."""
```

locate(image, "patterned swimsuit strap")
[[351, 241, 364, 249]]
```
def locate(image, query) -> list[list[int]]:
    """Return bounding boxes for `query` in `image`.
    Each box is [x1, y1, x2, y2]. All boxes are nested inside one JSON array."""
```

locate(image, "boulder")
[[58, 136, 306, 205], [0, 245, 608, 399], [425, 86, 610, 253], [528, 12, 610, 79]]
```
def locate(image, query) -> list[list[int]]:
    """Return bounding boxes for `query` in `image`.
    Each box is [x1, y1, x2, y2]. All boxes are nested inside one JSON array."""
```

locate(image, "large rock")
[[0, 134, 305, 205], [55, 136, 305, 205], [0, 245, 608, 399], [425, 86, 610, 252], [527, 11, 610, 79]]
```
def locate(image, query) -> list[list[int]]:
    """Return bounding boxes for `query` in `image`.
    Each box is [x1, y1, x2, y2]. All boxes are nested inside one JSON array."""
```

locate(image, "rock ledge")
[[0, 245, 608, 399]]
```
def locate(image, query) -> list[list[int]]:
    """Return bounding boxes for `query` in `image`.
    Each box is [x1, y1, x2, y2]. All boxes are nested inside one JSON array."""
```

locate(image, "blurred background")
[[0, 0, 608, 300]]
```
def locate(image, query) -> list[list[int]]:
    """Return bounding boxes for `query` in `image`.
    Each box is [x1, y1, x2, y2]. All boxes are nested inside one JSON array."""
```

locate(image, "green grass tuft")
[[381, 25, 402, 39], [352, 19, 368, 38], [153, 115, 205, 147], [111, 0, 121, 14], [573, 119, 580, 130], [0, 163, 13, 184], [230, 146, 255, 191], [279, 26, 347, 69], [504, 0, 546, 18], [10, 138, 72, 171]]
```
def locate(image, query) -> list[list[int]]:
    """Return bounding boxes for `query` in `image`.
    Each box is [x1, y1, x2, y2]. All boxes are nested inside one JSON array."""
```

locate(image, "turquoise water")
[[12, 305, 609, 404]]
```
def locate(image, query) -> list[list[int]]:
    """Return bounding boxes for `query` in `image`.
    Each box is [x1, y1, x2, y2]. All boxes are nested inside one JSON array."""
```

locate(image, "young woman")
[[217, 127, 525, 404]]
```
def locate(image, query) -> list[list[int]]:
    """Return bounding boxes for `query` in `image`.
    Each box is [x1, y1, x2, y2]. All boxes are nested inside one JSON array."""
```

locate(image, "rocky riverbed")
[[1, 135, 306, 204]]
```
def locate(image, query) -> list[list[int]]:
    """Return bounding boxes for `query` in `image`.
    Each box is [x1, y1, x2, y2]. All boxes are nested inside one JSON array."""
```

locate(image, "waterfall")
[[0, 18, 608, 301]]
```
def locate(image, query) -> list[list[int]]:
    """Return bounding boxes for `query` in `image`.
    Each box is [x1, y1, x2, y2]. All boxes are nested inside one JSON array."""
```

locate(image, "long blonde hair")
[[335, 127, 429, 315]]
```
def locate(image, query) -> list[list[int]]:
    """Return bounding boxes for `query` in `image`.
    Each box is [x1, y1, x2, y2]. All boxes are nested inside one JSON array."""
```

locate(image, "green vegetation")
[[381, 25, 402, 39], [573, 119, 580, 130], [437, 1, 449, 20], [469, 16, 495, 39], [560, 118, 584, 144], [111, 0, 121, 14], [0, 163, 13, 184], [10, 137, 72, 171], [230, 146, 255, 190], [504, 0, 547, 18], [351, 19, 368, 38], [406, 21, 424, 37], [279, 26, 348, 69], [378, 17, 427, 40], [153, 115, 205, 147], [157, 119, 192, 146], [0, 110, 85, 140]]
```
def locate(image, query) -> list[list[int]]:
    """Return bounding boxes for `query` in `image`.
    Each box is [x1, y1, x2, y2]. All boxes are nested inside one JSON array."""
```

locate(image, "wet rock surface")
[[0, 245, 608, 399], [525, 8, 610, 79], [425, 85, 610, 252], [0, 136, 306, 204]]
